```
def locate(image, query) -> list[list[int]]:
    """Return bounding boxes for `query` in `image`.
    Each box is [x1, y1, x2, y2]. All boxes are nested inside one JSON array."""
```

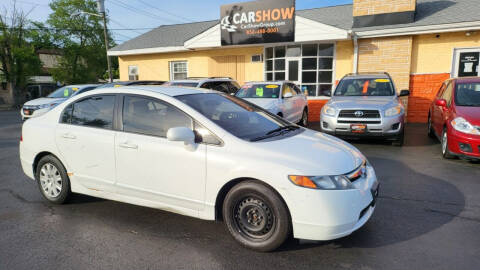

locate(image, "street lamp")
[[73, 0, 113, 83]]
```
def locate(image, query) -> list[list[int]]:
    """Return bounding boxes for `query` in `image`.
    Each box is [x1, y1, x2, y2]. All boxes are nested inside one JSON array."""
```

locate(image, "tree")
[[0, 1, 42, 106], [46, 0, 115, 84]]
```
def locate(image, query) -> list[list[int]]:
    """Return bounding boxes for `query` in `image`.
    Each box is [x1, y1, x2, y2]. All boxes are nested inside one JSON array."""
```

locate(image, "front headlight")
[[385, 104, 403, 117], [451, 117, 480, 135], [322, 105, 336, 117], [288, 175, 354, 190]]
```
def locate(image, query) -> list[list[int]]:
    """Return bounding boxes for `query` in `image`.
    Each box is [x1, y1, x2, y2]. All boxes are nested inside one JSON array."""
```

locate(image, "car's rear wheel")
[[442, 128, 455, 159], [36, 155, 71, 204], [223, 181, 290, 252], [299, 109, 308, 127], [427, 114, 435, 138]]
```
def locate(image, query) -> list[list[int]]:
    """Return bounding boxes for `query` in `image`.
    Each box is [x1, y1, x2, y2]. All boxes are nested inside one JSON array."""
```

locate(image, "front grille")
[[338, 120, 381, 124], [339, 110, 380, 118]]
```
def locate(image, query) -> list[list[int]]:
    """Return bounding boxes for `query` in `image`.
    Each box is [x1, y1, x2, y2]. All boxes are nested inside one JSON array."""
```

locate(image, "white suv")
[[235, 81, 309, 126]]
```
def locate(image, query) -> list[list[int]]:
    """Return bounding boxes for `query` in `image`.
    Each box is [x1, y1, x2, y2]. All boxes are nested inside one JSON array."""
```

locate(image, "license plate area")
[[351, 124, 366, 133]]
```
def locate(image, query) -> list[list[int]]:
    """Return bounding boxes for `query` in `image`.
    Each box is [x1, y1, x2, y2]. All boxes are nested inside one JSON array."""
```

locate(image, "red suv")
[[428, 77, 480, 160]]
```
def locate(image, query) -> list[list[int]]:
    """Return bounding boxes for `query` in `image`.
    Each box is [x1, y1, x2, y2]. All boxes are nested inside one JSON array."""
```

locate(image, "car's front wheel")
[[223, 181, 290, 252], [441, 128, 455, 159], [35, 155, 71, 204], [299, 109, 308, 127]]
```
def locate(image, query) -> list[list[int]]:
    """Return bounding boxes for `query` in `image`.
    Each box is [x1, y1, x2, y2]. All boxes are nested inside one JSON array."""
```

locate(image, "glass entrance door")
[[287, 60, 300, 84]]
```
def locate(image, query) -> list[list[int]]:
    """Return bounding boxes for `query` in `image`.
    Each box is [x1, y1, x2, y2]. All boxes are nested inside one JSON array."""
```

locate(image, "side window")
[[122, 96, 192, 137], [442, 82, 454, 106], [282, 84, 296, 97], [194, 122, 221, 145], [293, 84, 302, 95], [200, 82, 212, 89], [61, 104, 73, 124], [229, 81, 240, 94], [211, 82, 230, 93], [71, 95, 115, 129]]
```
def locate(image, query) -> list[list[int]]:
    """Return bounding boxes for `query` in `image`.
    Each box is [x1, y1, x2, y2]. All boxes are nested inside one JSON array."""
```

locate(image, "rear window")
[[235, 84, 281, 98], [334, 78, 395, 96]]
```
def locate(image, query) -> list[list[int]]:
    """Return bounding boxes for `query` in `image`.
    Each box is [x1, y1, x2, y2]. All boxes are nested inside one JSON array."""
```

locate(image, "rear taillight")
[[20, 134, 23, 142]]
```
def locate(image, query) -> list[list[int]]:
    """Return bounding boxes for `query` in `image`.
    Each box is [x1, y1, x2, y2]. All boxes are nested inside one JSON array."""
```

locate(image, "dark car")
[[428, 77, 480, 160]]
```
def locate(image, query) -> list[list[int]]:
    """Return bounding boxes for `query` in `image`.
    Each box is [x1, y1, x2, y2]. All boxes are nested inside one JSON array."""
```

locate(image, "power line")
[[109, 18, 144, 35], [109, 0, 183, 24], [1, 26, 157, 31], [135, 0, 193, 23]]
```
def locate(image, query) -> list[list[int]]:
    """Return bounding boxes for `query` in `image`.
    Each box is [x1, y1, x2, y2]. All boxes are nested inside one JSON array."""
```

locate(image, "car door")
[[292, 84, 307, 121], [114, 95, 206, 213], [434, 82, 453, 135], [432, 83, 446, 134], [55, 95, 117, 192]]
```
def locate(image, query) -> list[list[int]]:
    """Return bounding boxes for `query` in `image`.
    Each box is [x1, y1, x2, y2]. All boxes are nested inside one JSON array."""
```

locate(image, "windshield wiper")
[[250, 125, 299, 142]]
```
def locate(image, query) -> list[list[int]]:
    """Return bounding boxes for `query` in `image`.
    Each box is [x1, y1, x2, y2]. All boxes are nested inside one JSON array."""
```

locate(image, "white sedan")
[[19, 86, 378, 251]]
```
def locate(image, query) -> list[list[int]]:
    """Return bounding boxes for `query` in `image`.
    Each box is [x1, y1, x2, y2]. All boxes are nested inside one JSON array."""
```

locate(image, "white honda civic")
[[19, 86, 379, 251]]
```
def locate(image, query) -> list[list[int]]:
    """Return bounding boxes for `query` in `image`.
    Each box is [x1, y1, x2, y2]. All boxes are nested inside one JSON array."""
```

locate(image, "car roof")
[[342, 73, 390, 79], [66, 84, 100, 88], [169, 77, 234, 83], [94, 86, 218, 97], [244, 81, 290, 85], [453, 77, 480, 84]]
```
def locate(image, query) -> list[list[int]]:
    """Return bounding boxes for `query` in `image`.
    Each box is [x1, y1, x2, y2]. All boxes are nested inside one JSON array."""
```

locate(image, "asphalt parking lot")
[[0, 110, 479, 270]]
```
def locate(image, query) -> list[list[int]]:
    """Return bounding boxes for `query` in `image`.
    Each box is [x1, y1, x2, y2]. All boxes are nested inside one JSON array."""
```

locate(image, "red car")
[[428, 77, 480, 160]]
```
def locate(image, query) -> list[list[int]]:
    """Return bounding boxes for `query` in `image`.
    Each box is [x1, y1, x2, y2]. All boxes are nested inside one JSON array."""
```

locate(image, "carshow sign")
[[220, 0, 295, 46]]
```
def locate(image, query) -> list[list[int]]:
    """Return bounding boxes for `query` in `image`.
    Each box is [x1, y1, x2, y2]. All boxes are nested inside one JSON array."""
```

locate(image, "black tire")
[[277, 112, 283, 118], [35, 155, 71, 204], [299, 108, 308, 127], [222, 181, 290, 252], [392, 128, 405, 147], [427, 114, 435, 138], [441, 128, 455, 159]]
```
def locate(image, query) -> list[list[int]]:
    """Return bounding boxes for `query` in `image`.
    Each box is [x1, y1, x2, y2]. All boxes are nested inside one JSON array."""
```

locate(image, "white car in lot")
[[21, 84, 99, 120], [235, 81, 309, 126], [19, 86, 378, 251]]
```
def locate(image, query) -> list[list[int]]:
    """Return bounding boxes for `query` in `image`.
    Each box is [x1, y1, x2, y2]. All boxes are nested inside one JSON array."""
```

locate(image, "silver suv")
[[165, 77, 240, 95], [320, 73, 410, 146]]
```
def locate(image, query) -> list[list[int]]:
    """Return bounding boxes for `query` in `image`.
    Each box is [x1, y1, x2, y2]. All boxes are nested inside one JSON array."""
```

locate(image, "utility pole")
[[97, 0, 113, 82]]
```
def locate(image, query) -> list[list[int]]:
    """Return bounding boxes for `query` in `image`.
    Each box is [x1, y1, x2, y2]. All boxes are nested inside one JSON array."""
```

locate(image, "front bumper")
[[289, 165, 379, 241], [321, 112, 404, 139], [447, 128, 480, 160]]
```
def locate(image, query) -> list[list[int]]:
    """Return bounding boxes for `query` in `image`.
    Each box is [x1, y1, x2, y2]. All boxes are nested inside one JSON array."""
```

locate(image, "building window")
[[170, 61, 188, 80], [265, 43, 335, 97], [453, 48, 480, 77], [128, 65, 139, 81]]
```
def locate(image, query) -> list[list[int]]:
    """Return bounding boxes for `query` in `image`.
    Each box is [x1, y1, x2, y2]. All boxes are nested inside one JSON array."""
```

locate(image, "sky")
[[4, 0, 352, 44]]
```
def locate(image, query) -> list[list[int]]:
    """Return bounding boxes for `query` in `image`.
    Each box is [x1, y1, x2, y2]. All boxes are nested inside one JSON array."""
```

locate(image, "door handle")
[[61, 133, 76, 139], [119, 142, 138, 149]]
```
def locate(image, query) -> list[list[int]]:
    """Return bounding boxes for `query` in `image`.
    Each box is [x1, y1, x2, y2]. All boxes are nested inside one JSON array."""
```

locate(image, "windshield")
[[334, 78, 395, 96], [165, 82, 199, 88], [455, 82, 480, 107], [235, 84, 281, 99], [48, 86, 81, 98], [177, 93, 299, 141]]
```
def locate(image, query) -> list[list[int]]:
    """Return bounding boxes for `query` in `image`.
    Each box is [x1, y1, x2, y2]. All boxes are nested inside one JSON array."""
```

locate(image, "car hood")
[[243, 98, 277, 109], [328, 96, 398, 110], [455, 106, 480, 126], [252, 129, 365, 175], [24, 97, 66, 106]]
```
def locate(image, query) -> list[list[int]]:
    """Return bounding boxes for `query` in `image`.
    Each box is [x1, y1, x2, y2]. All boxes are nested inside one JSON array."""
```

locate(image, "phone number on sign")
[[246, 27, 279, 35]]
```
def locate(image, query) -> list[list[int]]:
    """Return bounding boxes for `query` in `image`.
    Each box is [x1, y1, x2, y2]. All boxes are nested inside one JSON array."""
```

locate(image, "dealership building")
[[108, 0, 480, 123]]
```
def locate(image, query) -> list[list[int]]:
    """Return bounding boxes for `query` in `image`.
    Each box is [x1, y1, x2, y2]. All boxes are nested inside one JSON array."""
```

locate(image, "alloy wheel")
[[39, 163, 62, 198]]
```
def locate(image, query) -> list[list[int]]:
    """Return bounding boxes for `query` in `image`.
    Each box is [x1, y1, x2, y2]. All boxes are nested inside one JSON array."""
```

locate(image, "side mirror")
[[399, 90, 410, 97], [321, 89, 332, 97], [283, 92, 293, 98], [435, 99, 447, 107], [167, 127, 195, 147]]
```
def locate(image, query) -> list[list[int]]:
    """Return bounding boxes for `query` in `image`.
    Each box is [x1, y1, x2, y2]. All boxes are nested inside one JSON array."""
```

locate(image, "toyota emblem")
[[354, 111, 364, 117]]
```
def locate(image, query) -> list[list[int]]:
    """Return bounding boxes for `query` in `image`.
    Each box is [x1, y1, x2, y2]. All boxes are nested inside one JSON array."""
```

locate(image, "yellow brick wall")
[[118, 46, 264, 84], [411, 32, 480, 74], [335, 40, 354, 81], [353, 0, 416, 16], [358, 36, 413, 91]]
